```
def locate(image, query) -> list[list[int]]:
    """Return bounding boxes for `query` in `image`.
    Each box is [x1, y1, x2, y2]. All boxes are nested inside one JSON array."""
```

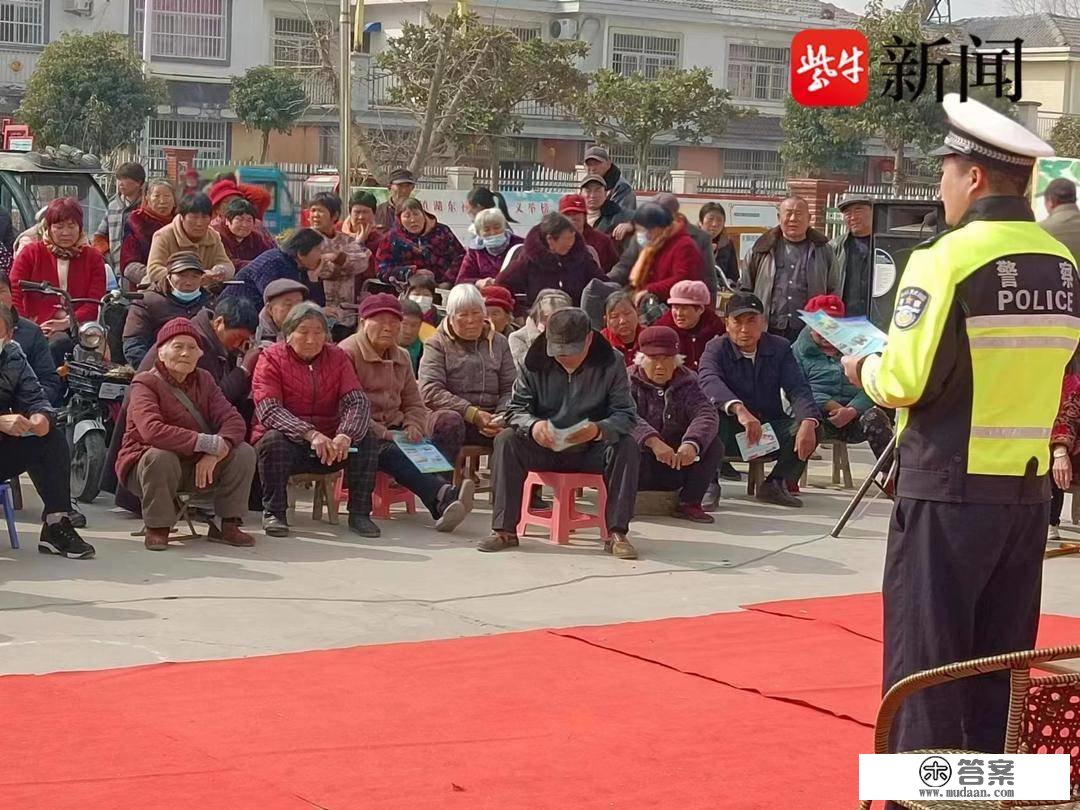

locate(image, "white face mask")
[[409, 294, 433, 314]]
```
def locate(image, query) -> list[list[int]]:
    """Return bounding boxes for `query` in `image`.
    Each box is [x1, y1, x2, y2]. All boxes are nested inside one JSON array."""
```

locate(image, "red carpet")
[[3, 594, 1077, 809]]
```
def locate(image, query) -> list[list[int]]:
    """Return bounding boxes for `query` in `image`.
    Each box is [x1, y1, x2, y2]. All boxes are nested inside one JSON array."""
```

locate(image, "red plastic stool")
[[516, 472, 608, 544], [336, 472, 418, 519]]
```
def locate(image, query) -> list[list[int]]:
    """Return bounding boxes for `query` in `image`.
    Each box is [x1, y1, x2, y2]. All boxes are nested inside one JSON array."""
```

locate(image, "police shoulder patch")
[[893, 286, 930, 330]]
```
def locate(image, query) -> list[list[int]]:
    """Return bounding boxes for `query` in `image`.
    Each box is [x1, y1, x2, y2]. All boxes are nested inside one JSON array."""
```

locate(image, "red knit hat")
[[803, 294, 846, 318], [359, 293, 403, 321], [156, 317, 201, 347], [482, 285, 515, 313], [207, 177, 242, 208]]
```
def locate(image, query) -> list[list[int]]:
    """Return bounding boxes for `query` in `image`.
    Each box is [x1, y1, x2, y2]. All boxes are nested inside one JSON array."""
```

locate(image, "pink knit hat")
[[156, 317, 201, 347]]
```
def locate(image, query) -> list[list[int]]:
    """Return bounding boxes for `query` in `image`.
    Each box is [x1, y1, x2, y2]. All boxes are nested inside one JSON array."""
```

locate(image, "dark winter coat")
[[601, 164, 637, 212], [213, 219, 276, 271], [712, 233, 740, 286], [656, 308, 725, 372], [629, 364, 718, 452], [582, 225, 620, 274], [740, 227, 840, 317], [591, 198, 631, 236], [791, 327, 874, 415], [698, 332, 817, 424], [0, 340, 52, 418], [508, 330, 637, 442], [11, 311, 61, 405], [495, 225, 605, 310], [122, 289, 213, 370], [221, 248, 325, 313]]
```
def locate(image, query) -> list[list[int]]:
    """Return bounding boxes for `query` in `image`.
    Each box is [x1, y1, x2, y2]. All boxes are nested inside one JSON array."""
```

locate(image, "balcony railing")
[[366, 73, 574, 119], [0, 48, 38, 86], [1036, 112, 1079, 141], [292, 66, 337, 109]]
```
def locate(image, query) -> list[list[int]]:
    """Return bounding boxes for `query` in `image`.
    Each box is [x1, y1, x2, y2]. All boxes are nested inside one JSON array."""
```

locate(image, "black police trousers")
[[883, 497, 1048, 756]]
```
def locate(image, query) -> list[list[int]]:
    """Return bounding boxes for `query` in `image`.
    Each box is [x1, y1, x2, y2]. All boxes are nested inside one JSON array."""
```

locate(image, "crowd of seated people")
[[0, 162, 903, 565]]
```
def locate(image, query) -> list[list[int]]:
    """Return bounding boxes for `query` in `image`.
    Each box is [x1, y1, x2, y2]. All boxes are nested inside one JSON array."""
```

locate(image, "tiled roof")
[[952, 13, 1080, 48]]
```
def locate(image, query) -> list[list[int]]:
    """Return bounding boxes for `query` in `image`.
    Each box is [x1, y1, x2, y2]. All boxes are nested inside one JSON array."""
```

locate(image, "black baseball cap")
[[725, 291, 764, 318], [545, 308, 591, 357]]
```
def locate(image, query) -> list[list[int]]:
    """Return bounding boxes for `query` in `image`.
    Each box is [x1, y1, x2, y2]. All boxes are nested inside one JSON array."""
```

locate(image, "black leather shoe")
[[348, 514, 381, 538]]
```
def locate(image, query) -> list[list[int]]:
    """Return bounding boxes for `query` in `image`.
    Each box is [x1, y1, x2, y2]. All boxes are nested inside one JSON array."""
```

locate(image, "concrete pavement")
[[2, 447, 1078, 675]]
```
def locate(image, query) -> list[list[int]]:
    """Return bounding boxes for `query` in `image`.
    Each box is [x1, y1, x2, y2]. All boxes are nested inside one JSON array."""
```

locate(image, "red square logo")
[[790, 29, 869, 107]]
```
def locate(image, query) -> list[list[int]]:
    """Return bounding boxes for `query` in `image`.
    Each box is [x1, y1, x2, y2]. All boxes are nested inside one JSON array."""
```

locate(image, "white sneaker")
[[1049, 525, 1061, 542]]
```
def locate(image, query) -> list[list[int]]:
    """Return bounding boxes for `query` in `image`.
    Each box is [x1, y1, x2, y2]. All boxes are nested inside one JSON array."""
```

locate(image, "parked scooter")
[[21, 281, 142, 502]]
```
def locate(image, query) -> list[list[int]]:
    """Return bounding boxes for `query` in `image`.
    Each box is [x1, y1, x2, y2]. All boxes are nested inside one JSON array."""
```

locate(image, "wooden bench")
[[288, 472, 342, 524]]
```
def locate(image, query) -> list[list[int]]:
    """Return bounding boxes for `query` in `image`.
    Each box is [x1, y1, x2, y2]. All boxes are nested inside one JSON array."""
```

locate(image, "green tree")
[[779, 97, 864, 176], [1049, 117, 1080, 158], [230, 66, 308, 162], [16, 31, 165, 158], [570, 67, 748, 183]]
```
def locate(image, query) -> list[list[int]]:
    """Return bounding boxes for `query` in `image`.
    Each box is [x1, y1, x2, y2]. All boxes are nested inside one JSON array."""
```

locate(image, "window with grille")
[[0, 0, 44, 47], [147, 119, 229, 164], [134, 0, 229, 62], [606, 143, 675, 173], [726, 43, 788, 102], [723, 148, 781, 179], [273, 16, 336, 68], [610, 31, 680, 79], [509, 25, 541, 43], [318, 126, 339, 166]]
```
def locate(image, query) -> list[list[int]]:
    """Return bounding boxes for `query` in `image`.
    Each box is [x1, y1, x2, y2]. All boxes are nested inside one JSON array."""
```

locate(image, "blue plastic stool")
[[0, 481, 19, 549]]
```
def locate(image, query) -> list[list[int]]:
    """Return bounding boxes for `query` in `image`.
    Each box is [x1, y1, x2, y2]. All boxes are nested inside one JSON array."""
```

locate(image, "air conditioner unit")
[[63, 0, 93, 14], [550, 18, 578, 40]]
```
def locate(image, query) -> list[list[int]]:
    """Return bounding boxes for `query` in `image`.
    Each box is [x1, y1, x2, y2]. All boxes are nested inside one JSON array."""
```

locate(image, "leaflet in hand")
[[391, 431, 453, 473], [798, 310, 888, 357], [735, 422, 781, 461], [551, 419, 590, 452]]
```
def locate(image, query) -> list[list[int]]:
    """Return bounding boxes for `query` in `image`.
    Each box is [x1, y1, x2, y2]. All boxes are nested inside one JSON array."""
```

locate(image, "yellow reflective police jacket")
[[860, 196, 1080, 504]]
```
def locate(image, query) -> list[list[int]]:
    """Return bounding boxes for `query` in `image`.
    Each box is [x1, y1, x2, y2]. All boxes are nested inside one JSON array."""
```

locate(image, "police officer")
[[842, 94, 1080, 756]]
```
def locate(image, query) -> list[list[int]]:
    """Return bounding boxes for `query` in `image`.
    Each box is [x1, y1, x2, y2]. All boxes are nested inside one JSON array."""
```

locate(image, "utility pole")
[[141, 0, 154, 162], [338, 0, 353, 198]]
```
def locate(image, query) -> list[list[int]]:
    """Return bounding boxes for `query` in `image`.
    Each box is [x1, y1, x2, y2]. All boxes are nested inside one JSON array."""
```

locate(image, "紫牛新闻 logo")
[[790, 29, 869, 107]]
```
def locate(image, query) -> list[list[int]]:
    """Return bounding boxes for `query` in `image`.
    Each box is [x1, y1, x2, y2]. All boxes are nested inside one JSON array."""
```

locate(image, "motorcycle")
[[20, 281, 142, 502]]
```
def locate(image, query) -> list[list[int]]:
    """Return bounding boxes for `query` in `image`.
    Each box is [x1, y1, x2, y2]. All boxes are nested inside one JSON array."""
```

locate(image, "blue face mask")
[[482, 232, 510, 252], [170, 288, 203, 303], [635, 231, 650, 248]]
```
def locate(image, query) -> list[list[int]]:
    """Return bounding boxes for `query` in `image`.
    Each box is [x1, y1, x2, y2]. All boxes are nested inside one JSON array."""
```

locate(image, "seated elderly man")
[[479, 307, 640, 559], [251, 302, 380, 539], [123, 251, 214, 369], [698, 292, 818, 508], [630, 326, 722, 524], [0, 305, 94, 558], [340, 294, 474, 532], [116, 318, 257, 551], [0, 271, 62, 405], [792, 295, 892, 458], [257, 278, 308, 344], [418, 284, 516, 466], [655, 280, 725, 372]]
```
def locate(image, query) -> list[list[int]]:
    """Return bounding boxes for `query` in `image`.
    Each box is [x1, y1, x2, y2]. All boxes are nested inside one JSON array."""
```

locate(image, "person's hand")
[[841, 355, 864, 388], [27, 412, 50, 437], [612, 222, 634, 241], [204, 265, 228, 283], [567, 422, 601, 446], [310, 431, 335, 466], [0, 413, 31, 436], [828, 406, 858, 429], [40, 317, 69, 336], [241, 345, 263, 375], [330, 250, 347, 266], [1054, 452, 1073, 491], [195, 453, 222, 489], [795, 420, 818, 461], [403, 425, 424, 444], [674, 442, 698, 469], [632, 289, 650, 306], [475, 277, 494, 289], [733, 404, 762, 446], [473, 410, 495, 430], [331, 433, 352, 463], [531, 420, 557, 450], [646, 436, 677, 467]]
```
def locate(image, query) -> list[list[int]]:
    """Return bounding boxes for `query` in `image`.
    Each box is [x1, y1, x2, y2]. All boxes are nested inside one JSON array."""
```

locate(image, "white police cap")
[[932, 93, 1054, 168]]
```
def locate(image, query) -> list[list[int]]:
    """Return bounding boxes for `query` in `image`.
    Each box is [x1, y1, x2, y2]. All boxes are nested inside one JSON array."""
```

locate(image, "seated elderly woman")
[[376, 198, 465, 286], [482, 285, 516, 337], [115, 318, 257, 551], [257, 278, 309, 344], [9, 197, 106, 367], [213, 197, 275, 271], [122, 251, 213, 369], [508, 287, 573, 370], [627, 203, 707, 305], [251, 302, 380, 538], [456, 208, 524, 287], [121, 178, 176, 289], [418, 284, 516, 466], [630, 326, 722, 524], [146, 192, 234, 289], [340, 294, 474, 532], [655, 280, 725, 372], [600, 290, 641, 366], [223, 228, 327, 313]]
